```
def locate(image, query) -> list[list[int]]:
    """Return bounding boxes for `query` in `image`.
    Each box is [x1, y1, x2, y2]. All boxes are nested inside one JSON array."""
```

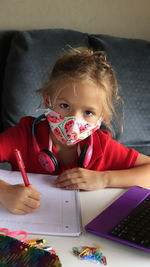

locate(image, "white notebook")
[[0, 170, 81, 236]]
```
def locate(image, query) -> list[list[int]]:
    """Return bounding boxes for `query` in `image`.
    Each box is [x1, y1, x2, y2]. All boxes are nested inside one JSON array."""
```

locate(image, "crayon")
[[26, 238, 46, 245], [14, 149, 30, 187]]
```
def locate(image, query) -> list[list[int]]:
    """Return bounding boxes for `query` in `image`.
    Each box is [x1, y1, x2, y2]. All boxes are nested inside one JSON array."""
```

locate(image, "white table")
[[28, 188, 150, 267]]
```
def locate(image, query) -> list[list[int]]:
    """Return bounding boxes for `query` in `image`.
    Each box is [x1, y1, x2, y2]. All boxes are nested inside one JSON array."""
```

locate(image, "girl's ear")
[[43, 94, 51, 108]]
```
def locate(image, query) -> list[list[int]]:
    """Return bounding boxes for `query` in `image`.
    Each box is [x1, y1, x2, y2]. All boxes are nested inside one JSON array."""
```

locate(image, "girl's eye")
[[60, 103, 70, 110], [85, 110, 94, 117]]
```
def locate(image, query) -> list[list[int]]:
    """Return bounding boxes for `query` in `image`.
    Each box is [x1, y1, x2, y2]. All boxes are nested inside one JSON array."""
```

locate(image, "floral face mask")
[[44, 107, 102, 145]]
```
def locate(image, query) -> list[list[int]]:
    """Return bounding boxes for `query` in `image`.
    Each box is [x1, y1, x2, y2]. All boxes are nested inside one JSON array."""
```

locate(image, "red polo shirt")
[[0, 116, 138, 174]]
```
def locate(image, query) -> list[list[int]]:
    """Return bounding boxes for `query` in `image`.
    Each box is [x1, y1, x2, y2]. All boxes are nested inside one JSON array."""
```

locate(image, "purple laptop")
[[85, 186, 150, 252]]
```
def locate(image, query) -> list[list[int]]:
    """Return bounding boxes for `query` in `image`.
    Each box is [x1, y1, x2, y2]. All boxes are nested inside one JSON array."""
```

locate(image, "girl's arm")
[[54, 153, 150, 190], [105, 153, 150, 188]]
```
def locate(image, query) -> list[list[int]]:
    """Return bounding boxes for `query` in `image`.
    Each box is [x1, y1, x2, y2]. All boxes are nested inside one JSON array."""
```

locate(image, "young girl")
[[0, 47, 150, 215]]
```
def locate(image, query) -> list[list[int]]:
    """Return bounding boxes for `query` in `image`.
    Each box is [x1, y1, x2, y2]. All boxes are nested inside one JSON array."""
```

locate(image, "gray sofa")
[[0, 29, 150, 169]]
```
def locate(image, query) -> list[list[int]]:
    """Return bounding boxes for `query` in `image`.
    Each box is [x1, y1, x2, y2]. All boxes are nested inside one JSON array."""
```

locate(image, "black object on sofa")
[[0, 28, 150, 171]]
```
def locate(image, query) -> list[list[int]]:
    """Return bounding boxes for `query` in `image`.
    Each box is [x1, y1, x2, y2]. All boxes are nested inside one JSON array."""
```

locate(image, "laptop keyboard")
[[109, 195, 150, 248]]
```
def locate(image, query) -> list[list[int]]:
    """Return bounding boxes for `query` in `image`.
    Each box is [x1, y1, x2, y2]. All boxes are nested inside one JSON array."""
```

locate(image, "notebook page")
[[0, 170, 81, 236]]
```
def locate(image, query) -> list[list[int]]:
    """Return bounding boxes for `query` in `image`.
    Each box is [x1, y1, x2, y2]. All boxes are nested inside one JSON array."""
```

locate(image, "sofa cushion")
[[88, 34, 150, 156], [2, 29, 89, 131]]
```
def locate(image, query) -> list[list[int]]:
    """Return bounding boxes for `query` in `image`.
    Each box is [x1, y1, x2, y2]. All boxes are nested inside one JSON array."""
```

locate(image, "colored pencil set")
[[0, 234, 61, 267]]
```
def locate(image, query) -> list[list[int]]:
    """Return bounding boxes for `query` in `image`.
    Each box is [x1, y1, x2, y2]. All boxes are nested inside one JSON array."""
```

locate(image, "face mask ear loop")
[[77, 134, 93, 158], [77, 143, 81, 157], [48, 134, 52, 152], [47, 95, 52, 108]]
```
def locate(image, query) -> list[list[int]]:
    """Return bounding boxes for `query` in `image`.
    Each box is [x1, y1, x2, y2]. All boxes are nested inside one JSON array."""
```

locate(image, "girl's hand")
[[54, 168, 107, 190], [1, 183, 42, 214]]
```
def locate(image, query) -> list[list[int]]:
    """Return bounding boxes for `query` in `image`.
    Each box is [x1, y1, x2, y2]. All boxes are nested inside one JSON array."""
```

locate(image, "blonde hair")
[[37, 47, 122, 133]]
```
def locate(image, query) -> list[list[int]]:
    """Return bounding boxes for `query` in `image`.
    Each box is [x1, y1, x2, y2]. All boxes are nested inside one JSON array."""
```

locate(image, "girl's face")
[[44, 81, 103, 124]]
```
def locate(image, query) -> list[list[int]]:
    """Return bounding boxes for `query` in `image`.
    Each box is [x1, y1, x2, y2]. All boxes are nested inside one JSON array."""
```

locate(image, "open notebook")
[[0, 170, 81, 236], [85, 186, 150, 252]]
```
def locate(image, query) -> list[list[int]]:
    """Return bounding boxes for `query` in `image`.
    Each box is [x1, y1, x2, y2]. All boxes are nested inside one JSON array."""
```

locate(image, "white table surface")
[[27, 188, 150, 267]]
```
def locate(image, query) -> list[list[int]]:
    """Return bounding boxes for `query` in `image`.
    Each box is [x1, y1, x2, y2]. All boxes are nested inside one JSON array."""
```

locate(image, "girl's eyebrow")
[[83, 104, 98, 110], [57, 97, 69, 102], [85, 107, 97, 112]]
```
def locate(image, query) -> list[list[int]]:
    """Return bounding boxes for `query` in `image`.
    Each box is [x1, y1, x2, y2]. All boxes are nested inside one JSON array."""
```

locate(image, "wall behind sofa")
[[0, 0, 150, 41]]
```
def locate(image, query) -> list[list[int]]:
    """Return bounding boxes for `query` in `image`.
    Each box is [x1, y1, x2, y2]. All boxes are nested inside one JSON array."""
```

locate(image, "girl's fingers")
[[12, 201, 40, 215], [10, 209, 27, 215], [65, 183, 86, 190], [24, 197, 41, 209], [23, 203, 39, 213], [54, 169, 82, 184], [56, 177, 81, 188], [27, 185, 42, 200]]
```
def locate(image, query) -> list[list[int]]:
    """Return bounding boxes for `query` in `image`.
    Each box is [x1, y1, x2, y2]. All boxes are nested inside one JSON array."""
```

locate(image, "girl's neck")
[[50, 131, 78, 166]]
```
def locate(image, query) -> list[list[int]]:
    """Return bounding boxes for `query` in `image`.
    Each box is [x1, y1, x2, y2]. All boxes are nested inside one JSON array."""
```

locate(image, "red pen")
[[14, 149, 30, 187]]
